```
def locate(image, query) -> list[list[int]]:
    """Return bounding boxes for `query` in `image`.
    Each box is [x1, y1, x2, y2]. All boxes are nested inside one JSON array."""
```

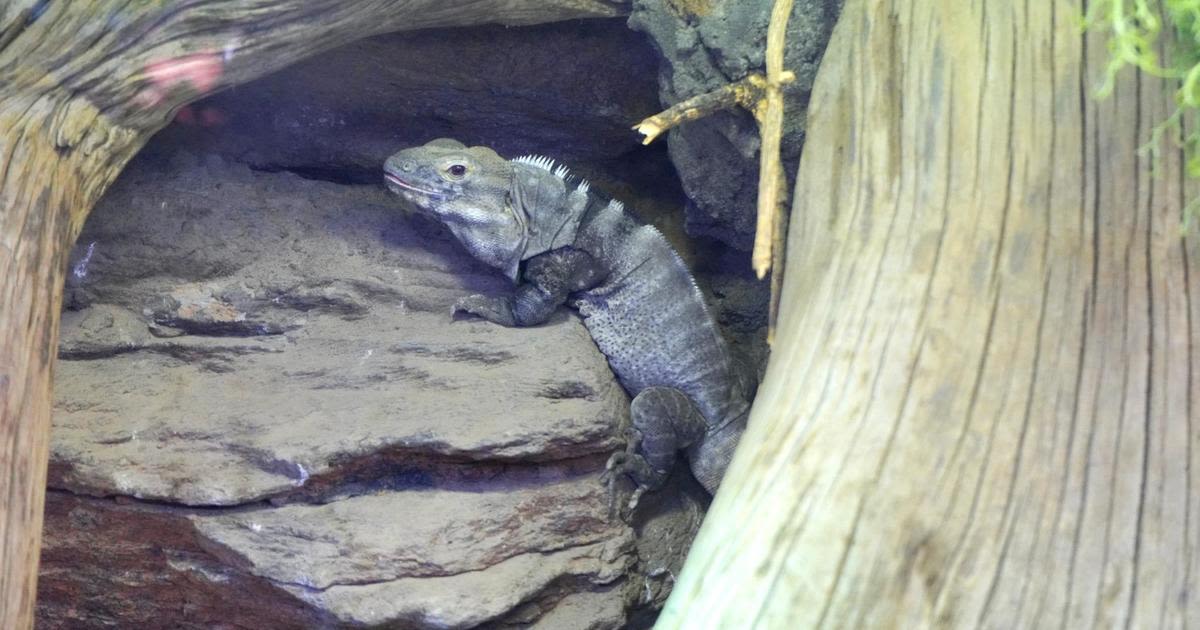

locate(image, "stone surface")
[[193, 477, 619, 587], [194, 477, 633, 628], [37, 16, 764, 628], [52, 154, 628, 507], [40, 152, 707, 628], [288, 542, 628, 628], [39, 492, 332, 630], [528, 587, 630, 630], [628, 0, 842, 249], [156, 19, 665, 188]]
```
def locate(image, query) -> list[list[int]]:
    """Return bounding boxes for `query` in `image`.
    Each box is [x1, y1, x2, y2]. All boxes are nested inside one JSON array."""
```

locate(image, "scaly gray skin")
[[383, 138, 750, 508]]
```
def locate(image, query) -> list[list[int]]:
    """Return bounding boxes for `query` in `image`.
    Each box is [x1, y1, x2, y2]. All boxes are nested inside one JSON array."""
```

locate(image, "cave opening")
[[39, 17, 767, 630]]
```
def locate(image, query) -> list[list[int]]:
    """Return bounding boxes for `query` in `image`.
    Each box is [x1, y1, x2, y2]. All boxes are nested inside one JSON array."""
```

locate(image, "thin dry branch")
[[759, 0, 795, 344], [753, 0, 795, 283], [634, 75, 761, 145], [633, 0, 796, 343]]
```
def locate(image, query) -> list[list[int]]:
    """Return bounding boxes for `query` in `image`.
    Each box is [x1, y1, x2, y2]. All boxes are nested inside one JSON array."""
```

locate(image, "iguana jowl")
[[384, 139, 750, 505]]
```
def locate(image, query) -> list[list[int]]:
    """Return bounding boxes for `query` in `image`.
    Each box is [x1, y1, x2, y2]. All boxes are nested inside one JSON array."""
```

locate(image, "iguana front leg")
[[452, 247, 605, 327], [451, 286, 555, 326]]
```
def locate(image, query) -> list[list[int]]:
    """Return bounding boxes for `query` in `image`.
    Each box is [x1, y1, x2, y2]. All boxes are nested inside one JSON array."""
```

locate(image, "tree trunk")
[[0, 2, 621, 627], [659, 0, 1200, 627]]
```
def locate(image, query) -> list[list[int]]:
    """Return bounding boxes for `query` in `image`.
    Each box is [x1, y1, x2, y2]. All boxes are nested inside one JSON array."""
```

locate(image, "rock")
[[153, 19, 664, 187], [628, 0, 842, 249], [193, 477, 621, 587], [525, 587, 629, 630], [287, 542, 629, 628], [52, 156, 628, 507], [193, 477, 633, 628], [40, 151, 706, 628], [39, 492, 330, 630], [38, 14, 761, 626]]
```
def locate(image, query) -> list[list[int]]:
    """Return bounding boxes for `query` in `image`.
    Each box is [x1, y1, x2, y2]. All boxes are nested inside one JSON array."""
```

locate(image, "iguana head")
[[384, 139, 579, 283], [384, 138, 524, 279]]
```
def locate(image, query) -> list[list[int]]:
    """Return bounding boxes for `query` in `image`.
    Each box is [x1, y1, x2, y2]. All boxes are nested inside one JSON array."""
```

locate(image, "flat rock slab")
[[294, 541, 629, 628], [51, 153, 628, 506], [194, 476, 620, 587], [39, 492, 332, 630], [53, 303, 625, 505], [38, 152, 696, 629], [195, 476, 631, 628], [39, 469, 650, 630]]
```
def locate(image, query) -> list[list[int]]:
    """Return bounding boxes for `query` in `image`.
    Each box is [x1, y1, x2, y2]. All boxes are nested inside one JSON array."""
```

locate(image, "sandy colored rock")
[[193, 476, 621, 586], [192, 475, 633, 627], [52, 154, 628, 506], [289, 540, 631, 628], [528, 587, 630, 630], [37, 493, 329, 630], [42, 148, 705, 629]]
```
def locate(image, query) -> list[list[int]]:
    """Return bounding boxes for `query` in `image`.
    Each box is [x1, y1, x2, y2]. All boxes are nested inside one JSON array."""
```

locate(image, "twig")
[[633, 0, 797, 344], [767, 188, 789, 345], [634, 76, 761, 145], [752, 0, 795, 286], [759, 0, 794, 345]]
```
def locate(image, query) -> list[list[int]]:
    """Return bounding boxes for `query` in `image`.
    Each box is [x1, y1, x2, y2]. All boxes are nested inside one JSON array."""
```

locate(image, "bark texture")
[[0, 1, 622, 627], [658, 0, 1200, 627]]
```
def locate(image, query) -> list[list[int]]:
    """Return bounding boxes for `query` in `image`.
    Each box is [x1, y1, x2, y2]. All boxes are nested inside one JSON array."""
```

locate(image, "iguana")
[[383, 139, 751, 508]]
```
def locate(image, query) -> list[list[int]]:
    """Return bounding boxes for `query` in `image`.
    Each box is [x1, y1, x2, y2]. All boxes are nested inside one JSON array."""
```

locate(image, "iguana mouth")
[[384, 172, 442, 197]]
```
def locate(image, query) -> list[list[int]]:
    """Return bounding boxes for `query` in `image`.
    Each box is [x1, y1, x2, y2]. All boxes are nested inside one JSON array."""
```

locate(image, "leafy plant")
[[1086, 0, 1200, 229]]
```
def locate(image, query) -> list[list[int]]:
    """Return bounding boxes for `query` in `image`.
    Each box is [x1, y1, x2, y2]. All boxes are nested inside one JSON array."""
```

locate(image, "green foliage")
[[1086, 0, 1200, 230]]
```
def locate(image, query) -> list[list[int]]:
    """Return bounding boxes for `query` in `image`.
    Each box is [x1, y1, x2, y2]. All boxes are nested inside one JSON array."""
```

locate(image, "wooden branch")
[[633, 0, 795, 342], [0, 2, 624, 627], [634, 77, 757, 145], [752, 0, 795, 346], [750, 0, 795, 283], [658, 0, 1200, 626], [0, 102, 135, 630], [0, 1, 625, 134], [633, 73, 797, 143], [766, 191, 788, 345]]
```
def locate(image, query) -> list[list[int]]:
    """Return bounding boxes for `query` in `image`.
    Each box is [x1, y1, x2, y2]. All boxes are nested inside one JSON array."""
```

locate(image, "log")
[[658, 0, 1200, 627], [0, 2, 622, 627]]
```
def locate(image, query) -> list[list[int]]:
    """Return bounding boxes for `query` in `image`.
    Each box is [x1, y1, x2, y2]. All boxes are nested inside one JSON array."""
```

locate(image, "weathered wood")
[[0, 93, 139, 630], [750, 0, 794, 282], [658, 0, 1200, 627], [0, 2, 623, 627]]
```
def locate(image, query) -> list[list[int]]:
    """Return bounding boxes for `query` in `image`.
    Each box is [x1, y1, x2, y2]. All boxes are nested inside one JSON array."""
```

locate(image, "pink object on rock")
[[136, 51, 224, 107]]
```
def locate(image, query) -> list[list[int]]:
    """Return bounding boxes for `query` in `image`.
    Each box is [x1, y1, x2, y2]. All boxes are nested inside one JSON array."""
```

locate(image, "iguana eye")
[[446, 163, 468, 179]]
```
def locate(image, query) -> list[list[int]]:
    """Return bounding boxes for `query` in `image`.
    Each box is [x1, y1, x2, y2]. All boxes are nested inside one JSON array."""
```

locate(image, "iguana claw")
[[601, 429, 654, 521], [449, 293, 519, 326], [450, 294, 485, 319], [601, 457, 635, 521]]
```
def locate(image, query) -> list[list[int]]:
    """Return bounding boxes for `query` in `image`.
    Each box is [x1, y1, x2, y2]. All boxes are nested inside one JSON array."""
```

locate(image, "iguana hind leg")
[[602, 386, 706, 515]]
